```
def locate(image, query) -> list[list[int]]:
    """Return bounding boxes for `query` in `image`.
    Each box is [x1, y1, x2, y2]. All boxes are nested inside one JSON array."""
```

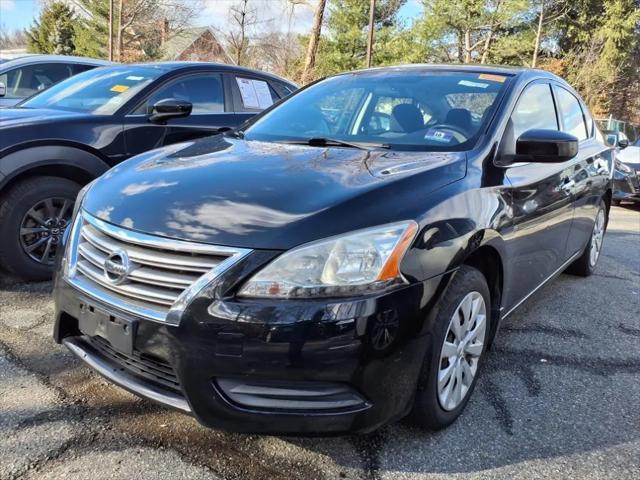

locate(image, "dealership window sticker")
[[236, 77, 273, 109]]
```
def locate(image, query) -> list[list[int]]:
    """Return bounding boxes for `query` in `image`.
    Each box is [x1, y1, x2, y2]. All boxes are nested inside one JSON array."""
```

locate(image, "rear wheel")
[[410, 265, 491, 429], [0, 176, 80, 281], [565, 199, 607, 277]]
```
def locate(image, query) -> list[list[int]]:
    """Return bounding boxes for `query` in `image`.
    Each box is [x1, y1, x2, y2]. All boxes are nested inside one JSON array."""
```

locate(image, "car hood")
[[0, 107, 90, 128], [83, 136, 466, 249]]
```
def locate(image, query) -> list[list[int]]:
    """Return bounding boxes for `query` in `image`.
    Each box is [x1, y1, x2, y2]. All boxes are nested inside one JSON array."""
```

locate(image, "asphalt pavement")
[[1, 205, 638, 480]]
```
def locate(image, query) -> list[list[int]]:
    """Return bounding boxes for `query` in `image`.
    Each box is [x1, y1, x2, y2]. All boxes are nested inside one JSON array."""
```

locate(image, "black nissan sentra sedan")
[[53, 65, 613, 434], [0, 62, 296, 280]]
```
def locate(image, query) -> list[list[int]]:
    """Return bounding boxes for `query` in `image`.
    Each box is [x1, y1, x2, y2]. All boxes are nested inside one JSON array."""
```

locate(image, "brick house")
[[160, 27, 232, 63]]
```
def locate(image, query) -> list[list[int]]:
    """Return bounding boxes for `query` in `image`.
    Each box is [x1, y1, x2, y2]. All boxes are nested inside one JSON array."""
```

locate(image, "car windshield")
[[244, 70, 510, 151], [19, 66, 164, 115]]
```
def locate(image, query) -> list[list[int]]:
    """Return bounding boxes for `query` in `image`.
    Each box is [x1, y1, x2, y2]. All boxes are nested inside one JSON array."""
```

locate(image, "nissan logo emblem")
[[104, 250, 131, 285]]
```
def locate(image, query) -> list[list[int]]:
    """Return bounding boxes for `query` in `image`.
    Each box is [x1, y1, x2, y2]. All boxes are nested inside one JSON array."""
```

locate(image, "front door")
[[501, 81, 575, 309], [123, 72, 239, 156]]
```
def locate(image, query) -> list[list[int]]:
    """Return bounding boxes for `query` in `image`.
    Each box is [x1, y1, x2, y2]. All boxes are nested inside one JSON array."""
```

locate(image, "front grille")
[[66, 212, 250, 324], [87, 335, 182, 394]]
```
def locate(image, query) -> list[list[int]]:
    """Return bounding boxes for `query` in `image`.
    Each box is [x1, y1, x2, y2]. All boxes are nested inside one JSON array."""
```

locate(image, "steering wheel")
[[428, 124, 469, 143]]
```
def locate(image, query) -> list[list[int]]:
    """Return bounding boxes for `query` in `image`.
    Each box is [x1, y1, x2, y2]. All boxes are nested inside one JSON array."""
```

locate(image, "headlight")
[[62, 180, 96, 278], [238, 221, 418, 298]]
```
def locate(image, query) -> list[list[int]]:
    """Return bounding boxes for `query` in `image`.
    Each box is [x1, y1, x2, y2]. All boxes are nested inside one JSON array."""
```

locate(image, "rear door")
[[123, 71, 238, 156], [502, 81, 575, 305], [553, 84, 612, 257]]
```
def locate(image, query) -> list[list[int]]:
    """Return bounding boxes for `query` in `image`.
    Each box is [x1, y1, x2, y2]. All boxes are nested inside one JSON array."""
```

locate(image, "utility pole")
[[366, 0, 376, 68], [108, 0, 114, 61]]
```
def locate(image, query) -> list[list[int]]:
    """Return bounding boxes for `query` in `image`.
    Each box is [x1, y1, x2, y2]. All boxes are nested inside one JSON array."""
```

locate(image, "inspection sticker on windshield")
[[110, 84, 129, 93], [425, 128, 454, 143], [458, 80, 489, 89]]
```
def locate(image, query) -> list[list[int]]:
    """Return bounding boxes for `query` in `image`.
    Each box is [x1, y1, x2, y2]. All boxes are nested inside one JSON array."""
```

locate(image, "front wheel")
[[410, 265, 491, 429], [565, 199, 607, 277], [0, 176, 81, 281]]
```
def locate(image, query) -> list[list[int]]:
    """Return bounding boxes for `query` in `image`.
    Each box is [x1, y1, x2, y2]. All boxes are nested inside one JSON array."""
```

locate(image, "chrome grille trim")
[[65, 211, 251, 325]]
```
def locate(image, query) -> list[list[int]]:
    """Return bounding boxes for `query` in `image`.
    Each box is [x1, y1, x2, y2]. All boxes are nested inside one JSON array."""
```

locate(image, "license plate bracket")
[[78, 303, 136, 355]]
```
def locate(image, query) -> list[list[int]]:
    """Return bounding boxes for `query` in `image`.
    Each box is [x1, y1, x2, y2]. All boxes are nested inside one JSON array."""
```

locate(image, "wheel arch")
[[0, 145, 111, 193]]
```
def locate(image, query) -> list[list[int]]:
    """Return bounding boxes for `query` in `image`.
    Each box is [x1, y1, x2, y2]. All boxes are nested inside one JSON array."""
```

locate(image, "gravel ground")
[[0, 205, 638, 480]]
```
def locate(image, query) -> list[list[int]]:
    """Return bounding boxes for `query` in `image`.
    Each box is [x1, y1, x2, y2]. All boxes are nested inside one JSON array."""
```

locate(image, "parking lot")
[[1, 205, 638, 480]]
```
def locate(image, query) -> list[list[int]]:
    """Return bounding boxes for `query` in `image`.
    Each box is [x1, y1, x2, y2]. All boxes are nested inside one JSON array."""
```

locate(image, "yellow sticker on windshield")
[[478, 74, 506, 83], [110, 84, 129, 93]]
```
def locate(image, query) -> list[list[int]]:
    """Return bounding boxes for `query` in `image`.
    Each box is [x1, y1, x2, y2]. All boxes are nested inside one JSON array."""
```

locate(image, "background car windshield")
[[244, 71, 509, 151], [20, 66, 163, 115]]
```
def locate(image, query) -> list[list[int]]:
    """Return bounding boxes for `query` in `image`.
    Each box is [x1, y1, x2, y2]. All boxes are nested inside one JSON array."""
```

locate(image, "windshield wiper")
[[282, 137, 390, 150]]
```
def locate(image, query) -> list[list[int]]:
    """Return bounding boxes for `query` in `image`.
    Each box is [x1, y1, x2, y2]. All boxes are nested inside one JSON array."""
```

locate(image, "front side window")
[[555, 87, 587, 140], [135, 73, 224, 115], [511, 83, 558, 139], [244, 71, 510, 151], [20, 66, 164, 114], [0, 63, 72, 99]]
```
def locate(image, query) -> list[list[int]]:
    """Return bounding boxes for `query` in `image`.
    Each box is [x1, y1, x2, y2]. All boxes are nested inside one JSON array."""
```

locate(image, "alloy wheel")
[[19, 197, 73, 266], [437, 291, 487, 411], [589, 208, 605, 268]]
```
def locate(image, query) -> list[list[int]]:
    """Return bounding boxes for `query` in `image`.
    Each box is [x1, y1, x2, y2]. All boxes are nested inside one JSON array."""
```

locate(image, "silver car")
[[0, 55, 111, 107]]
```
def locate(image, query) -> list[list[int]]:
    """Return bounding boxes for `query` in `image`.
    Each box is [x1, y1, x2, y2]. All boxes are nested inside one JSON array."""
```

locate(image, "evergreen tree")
[[27, 2, 76, 54], [314, 0, 407, 77]]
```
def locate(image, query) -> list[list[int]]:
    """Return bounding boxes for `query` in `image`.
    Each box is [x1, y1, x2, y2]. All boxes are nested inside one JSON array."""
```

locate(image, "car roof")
[[342, 63, 560, 81], [119, 61, 298, 88], [0, 54, 112, 71]]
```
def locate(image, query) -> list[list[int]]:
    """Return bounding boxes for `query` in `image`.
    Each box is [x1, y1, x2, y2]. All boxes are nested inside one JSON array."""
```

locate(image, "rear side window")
[[233, 76, 279, 111], [135, 73, 225, 114], [511, 83, 558, 139], [0, 62, 72, 98], [555, 87, 587, 140]]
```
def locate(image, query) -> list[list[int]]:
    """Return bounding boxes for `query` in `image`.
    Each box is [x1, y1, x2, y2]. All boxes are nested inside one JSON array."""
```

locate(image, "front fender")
[[0, 145, 111, 190]]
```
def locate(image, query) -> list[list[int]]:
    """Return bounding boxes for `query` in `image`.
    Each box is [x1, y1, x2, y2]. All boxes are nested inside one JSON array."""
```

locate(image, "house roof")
[[160, 27, 232, 63]]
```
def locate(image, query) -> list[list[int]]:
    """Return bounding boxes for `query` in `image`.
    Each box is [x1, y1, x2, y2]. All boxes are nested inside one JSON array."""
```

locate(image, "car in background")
[[0, 55, 111, 107], [0, 62, 297, 280], [605, 130, 640, 205], [54, 65, 613, 435]]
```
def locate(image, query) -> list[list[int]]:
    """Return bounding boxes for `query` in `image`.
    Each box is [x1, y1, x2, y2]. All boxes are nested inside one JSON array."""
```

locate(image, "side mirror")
[[0, 82, 6, 97], [618, 138, 629, 149], [149, 98, 192, 124], [515, 129, 578, 163]]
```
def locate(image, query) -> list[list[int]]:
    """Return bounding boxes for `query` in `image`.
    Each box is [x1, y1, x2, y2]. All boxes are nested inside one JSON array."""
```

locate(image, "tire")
[[410, 265, 491, 430], [612, 199, 621, 206], [0, 176, 81, 281], [565, 199, 607, 277]]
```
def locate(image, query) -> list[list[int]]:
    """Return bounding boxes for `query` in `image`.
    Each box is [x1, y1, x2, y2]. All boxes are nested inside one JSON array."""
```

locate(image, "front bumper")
[[54, 272, 445, 435]]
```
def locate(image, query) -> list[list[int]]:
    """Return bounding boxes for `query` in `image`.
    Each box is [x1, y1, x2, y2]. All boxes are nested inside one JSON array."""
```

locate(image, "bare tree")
[[301, 0, 327, 84], [365, 0, 376, 67], [225, 0, 259, 66], [0, 28, 28, 49], [531, 0, 569, 67]]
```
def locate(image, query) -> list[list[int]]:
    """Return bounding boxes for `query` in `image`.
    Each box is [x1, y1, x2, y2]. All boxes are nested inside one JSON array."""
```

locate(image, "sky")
[[0, 0, 423, 35]]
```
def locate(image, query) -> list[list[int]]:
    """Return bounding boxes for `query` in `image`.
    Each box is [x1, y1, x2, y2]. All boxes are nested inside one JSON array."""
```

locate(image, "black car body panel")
[[83, 135, 467, 250], [53, 65, 613, 434]]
